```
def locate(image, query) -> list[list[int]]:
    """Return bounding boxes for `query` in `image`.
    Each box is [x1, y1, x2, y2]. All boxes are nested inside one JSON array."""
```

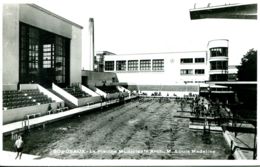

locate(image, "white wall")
[[104, 51, 209, 85], [3, 4, 83, 86], [19, 84, 38, 90], [3, 4, 20, 85], [70, 26, 82, 85], [19, 4, 72, 38], [3, 102, 58, 124]]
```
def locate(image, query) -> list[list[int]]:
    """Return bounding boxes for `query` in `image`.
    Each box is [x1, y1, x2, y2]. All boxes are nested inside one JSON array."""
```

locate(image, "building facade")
[[3, 4, 83, 88], [103, 39, 229, 86], [104, 51, 209, 85], [208, 39, 229, 81]]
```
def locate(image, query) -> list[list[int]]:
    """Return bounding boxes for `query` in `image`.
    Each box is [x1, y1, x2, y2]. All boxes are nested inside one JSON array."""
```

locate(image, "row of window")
[[19, 22, 69, 86], [210, 61, 228, 70], [184, 81, 205, 84], [210, 47, 228, 57], [180, 58, 205, 64], [105, 59, 164, 71], [180, 69, 205, 75], [210, 74, 228, 81]]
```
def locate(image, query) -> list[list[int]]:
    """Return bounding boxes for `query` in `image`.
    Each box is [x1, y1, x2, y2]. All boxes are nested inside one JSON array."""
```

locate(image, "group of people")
[[191, 97, 212, 118], [190, 96, 232, 119]]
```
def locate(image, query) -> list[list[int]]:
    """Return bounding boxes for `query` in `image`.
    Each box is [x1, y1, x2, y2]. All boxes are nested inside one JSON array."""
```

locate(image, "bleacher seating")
[[3, 89, 55, 110], [64, 86, 91, 98], [96, 86, 119, 94]]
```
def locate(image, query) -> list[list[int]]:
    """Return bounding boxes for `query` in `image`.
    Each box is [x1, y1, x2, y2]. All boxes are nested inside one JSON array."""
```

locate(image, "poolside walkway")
[[0, 151, 56, 160], [223, 126, 256, 160], [2, 96, 137, 135]]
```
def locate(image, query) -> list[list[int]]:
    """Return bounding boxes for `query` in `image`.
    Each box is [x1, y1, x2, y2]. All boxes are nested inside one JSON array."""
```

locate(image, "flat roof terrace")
[[190, 3, 257, 20]]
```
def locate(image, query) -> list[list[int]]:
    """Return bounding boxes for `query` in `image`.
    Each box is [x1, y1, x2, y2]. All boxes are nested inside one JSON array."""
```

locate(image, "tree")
[[237, 49, 257, 81]]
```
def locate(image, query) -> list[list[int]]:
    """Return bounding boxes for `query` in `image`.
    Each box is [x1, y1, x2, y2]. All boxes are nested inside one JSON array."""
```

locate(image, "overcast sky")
[[5, 0, 259, 69]]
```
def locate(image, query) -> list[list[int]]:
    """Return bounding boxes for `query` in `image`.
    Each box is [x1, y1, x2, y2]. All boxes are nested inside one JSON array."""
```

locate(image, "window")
[[195, 69, 205, 74], [19, 22, 70, 86], [210, 74, 228, 81], [128, 60, 138, 71], [140, 60, 151, 71], [152, 59, 164, 71], [105, 61, 114, 71], [116, 61, 126, 71], [195, 81, 205, 83], [43, 44, 53, 68], [210, 47, 228, 57], [195, 58, 205, 63], [180, 69, 193, 75], [28, 27, 39, 70], [210, 61, 228, 70], [20, 25, 40, 83], [180, 58, 193, 64], [55, 36, 67, 84]]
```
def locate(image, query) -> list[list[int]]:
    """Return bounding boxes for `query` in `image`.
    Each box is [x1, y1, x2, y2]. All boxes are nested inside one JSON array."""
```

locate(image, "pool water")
[[3, 98, 230, 159]]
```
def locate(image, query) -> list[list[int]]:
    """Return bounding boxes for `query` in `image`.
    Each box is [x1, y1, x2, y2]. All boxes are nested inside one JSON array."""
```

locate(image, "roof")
[[208, 81, 257, 85], [96, 51, 116, 55], [190, 3, 257, 20], [28, 4, 83, 29], [107, 50, 207, 56]]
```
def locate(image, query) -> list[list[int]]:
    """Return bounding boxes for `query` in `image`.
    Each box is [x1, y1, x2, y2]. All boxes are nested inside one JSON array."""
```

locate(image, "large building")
[[102, 39, 229, 85], [3, 4, 83, 89], [2, 4, 96, 124]]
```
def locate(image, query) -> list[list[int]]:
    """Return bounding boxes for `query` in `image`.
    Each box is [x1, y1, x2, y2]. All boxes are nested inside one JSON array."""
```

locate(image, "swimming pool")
[[3, 98, 230, 159]]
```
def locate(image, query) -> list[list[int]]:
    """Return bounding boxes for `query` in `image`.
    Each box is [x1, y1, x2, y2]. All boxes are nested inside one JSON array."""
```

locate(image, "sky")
[[3, 0, 259, 69]]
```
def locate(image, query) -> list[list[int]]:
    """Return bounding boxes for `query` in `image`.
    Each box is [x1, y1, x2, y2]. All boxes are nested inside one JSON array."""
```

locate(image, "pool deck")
[[2, 96, 137, 136], [223, 127, 256, 160], [0, 150, 56, 161]]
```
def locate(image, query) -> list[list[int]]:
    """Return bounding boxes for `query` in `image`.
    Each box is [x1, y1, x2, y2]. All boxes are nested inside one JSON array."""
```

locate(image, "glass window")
[[116, 61, 126, 71], [19, 22, 70, 86], [128, 60, 138, 71], [210, 61, 228, 70], [180, 58, 193, 64], [195, 69, 205, 74], [210, 74, 228, 81], [140, 60, 151, 71], [105, 61, 114, 71], [210, 47, 228, 57], [195, 58, 205, 63], [28, 27, 39, 70], [180, 69, 193, 75], [43, 44, 53, 68], [152, 59, 164, 71], [55, 36, 67, 84], [195, 81, 205, 83]]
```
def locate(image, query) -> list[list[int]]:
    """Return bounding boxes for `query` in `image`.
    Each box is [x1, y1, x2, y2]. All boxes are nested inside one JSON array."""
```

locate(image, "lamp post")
[[184, 81, 187, 98], [207, 85, 211, 100]]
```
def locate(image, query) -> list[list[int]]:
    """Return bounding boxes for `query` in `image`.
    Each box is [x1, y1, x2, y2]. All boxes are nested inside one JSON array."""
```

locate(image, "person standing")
[[14, 135, 24, 159]]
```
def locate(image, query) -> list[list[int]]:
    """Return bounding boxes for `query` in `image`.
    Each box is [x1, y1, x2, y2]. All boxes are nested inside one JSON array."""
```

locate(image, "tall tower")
[[208, 39, 229, 81], [89, 18, 95, 71]]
